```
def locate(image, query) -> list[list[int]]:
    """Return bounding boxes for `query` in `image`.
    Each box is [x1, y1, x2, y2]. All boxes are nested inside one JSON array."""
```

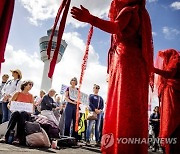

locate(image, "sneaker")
[[95, 141, 101, 147], [86, 140, 90, 146], [152, 148, 157, 152], [0, 138, 6, 143]]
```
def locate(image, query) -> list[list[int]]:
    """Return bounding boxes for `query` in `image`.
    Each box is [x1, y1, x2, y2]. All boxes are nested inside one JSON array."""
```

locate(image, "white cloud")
[[162, 26, 180, 40], [152, 32, 157, 36], [1, 32, 108, 100], [19, 0, 111, 27], [147, 0, 158, 3], [170, 2, 180, 10]]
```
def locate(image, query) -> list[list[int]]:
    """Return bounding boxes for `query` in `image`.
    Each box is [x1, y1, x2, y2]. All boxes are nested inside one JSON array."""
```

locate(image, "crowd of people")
[[0, 0, 179, 153], [0, 71, 104, 147]]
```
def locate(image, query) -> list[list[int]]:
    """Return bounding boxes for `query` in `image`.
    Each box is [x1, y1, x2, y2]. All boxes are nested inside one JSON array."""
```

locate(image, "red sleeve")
[[154, 67, 177, 79], [115, 6, 139, 34], [0, 0, 15, 65]]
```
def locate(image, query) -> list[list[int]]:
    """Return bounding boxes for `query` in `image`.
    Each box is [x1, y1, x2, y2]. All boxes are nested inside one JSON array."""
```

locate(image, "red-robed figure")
[[71, 0, 153, 153], [154, 49, 180, 154], [0, 0, 15, 71]]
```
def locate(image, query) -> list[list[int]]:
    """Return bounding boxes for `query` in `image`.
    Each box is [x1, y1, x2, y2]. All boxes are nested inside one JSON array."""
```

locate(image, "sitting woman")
[[5, 80, 34, 145]]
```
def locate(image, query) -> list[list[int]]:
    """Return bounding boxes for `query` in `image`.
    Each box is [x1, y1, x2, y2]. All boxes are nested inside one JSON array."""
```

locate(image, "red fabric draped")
[[75, 26, 93, 131], [0, 0, 15, 73], [154, 49, 180, 154], [102, 0, 153, 153], [47, 0, 71, 78], [47, 0, 67, 59]]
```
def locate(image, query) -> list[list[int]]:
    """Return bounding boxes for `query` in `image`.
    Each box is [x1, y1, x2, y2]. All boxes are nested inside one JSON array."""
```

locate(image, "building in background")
[[39, 27, 67, 92]]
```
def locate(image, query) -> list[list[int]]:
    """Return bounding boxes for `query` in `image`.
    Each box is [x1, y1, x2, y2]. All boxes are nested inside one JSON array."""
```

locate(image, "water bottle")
[[7, 130, 15, 144]]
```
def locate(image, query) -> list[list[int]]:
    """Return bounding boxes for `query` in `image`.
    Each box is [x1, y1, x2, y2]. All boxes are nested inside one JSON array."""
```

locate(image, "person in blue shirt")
[[86, 84, 104, 146]]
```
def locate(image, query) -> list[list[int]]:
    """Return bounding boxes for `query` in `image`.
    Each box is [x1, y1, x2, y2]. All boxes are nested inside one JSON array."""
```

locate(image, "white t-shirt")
[[1, 79, 22, 99]]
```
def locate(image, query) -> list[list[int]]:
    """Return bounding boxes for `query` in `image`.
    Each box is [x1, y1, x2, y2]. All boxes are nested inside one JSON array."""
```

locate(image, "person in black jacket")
[[149, 106, 160, 152], [41, 89, 58, 126]]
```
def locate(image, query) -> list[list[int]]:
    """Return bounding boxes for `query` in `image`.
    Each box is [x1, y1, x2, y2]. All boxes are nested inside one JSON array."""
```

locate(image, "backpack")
[[25, 121, 51, 148], [6, 79, 20, 86]]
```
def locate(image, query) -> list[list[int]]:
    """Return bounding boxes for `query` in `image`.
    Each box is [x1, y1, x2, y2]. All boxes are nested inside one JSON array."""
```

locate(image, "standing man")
[[0, 74, 9, 124], [1, 69, 22, 123], [86, 84, 104, 146]]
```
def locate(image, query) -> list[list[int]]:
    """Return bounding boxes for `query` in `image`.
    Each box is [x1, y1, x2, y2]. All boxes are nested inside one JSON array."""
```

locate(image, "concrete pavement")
[[0, 142, 163, 154]]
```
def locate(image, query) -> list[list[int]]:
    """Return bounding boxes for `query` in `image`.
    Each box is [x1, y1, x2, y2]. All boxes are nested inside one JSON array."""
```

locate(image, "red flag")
[[75, 26, 93, 132], [47, 0, 71, 78]]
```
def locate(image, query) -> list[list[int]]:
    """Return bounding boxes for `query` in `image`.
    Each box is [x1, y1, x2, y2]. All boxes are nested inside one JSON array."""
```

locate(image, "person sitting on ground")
[[40, 89, 59, 126], [34, 89, 46, 115], [5, 80, 34, 145]]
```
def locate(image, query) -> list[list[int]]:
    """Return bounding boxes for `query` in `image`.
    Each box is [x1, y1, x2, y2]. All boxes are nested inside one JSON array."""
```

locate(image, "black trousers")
[[5, 111, 30, 143], [0, 103, 2, 124], [153, 127, 160, 150]]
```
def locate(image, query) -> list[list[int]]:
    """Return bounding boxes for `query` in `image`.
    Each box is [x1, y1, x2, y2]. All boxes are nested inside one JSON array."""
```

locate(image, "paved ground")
[[0, 142, 163, 154], [0, 142, 101, 154]]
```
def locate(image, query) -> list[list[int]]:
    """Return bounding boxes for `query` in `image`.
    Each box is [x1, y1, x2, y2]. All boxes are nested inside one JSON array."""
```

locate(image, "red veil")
[[154, 49, 180, 154]]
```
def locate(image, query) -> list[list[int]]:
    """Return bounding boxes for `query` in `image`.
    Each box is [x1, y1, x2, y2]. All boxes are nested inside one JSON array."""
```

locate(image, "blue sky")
[[1, 0, 180, 105], [7, 0, 180, 66]]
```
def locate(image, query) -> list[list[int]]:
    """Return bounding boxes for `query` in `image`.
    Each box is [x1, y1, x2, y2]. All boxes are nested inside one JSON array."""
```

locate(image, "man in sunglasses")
[[86, 84, 104, 146]]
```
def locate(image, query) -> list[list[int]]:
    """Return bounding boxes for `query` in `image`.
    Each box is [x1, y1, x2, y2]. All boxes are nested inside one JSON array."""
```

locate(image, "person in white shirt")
[[0, 74, 9, 124], [1, 69, 22, 123]]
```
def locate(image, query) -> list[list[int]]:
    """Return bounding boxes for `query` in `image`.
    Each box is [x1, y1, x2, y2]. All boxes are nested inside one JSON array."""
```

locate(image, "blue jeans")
[[2, 102, 11, 123], [64, 102, 78, 139], [86, 112, 102, 142]]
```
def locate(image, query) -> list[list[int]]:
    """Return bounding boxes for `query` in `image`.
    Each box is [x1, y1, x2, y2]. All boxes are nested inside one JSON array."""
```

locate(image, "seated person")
[[5, 80, 34, 144]]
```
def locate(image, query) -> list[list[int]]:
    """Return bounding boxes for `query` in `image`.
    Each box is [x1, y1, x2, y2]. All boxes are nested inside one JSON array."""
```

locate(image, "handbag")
[[87, 111, 97, 120], [87, 96, 100, 120]]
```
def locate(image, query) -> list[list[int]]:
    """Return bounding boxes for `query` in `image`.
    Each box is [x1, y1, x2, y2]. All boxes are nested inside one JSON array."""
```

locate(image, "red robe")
[[0, 0, 15, 71], [102, 5, 149, 154], [155, 50, 180, 154]]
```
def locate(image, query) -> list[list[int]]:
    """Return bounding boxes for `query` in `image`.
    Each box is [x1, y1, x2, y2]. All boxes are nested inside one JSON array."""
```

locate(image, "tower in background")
[[39, 27, 67, 92]]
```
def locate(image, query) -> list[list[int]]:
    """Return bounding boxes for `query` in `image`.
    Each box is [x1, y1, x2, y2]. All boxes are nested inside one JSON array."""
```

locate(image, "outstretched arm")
[[71, 5, 131, 34], [154, 67, 177, 79]]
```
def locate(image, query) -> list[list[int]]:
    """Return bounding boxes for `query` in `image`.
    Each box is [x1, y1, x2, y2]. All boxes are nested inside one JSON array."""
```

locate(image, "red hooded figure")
[[71, 0, 153, 153], [154, 49, 180, 154]]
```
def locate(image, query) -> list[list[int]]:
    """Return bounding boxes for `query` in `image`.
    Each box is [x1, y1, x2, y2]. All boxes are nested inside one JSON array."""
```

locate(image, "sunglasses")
[[94, 87, 100, 89], [28, 83, 33, 86]]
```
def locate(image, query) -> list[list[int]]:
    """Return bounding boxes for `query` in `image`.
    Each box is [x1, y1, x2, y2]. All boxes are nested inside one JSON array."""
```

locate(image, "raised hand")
[[71, 5, 92, 23]]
